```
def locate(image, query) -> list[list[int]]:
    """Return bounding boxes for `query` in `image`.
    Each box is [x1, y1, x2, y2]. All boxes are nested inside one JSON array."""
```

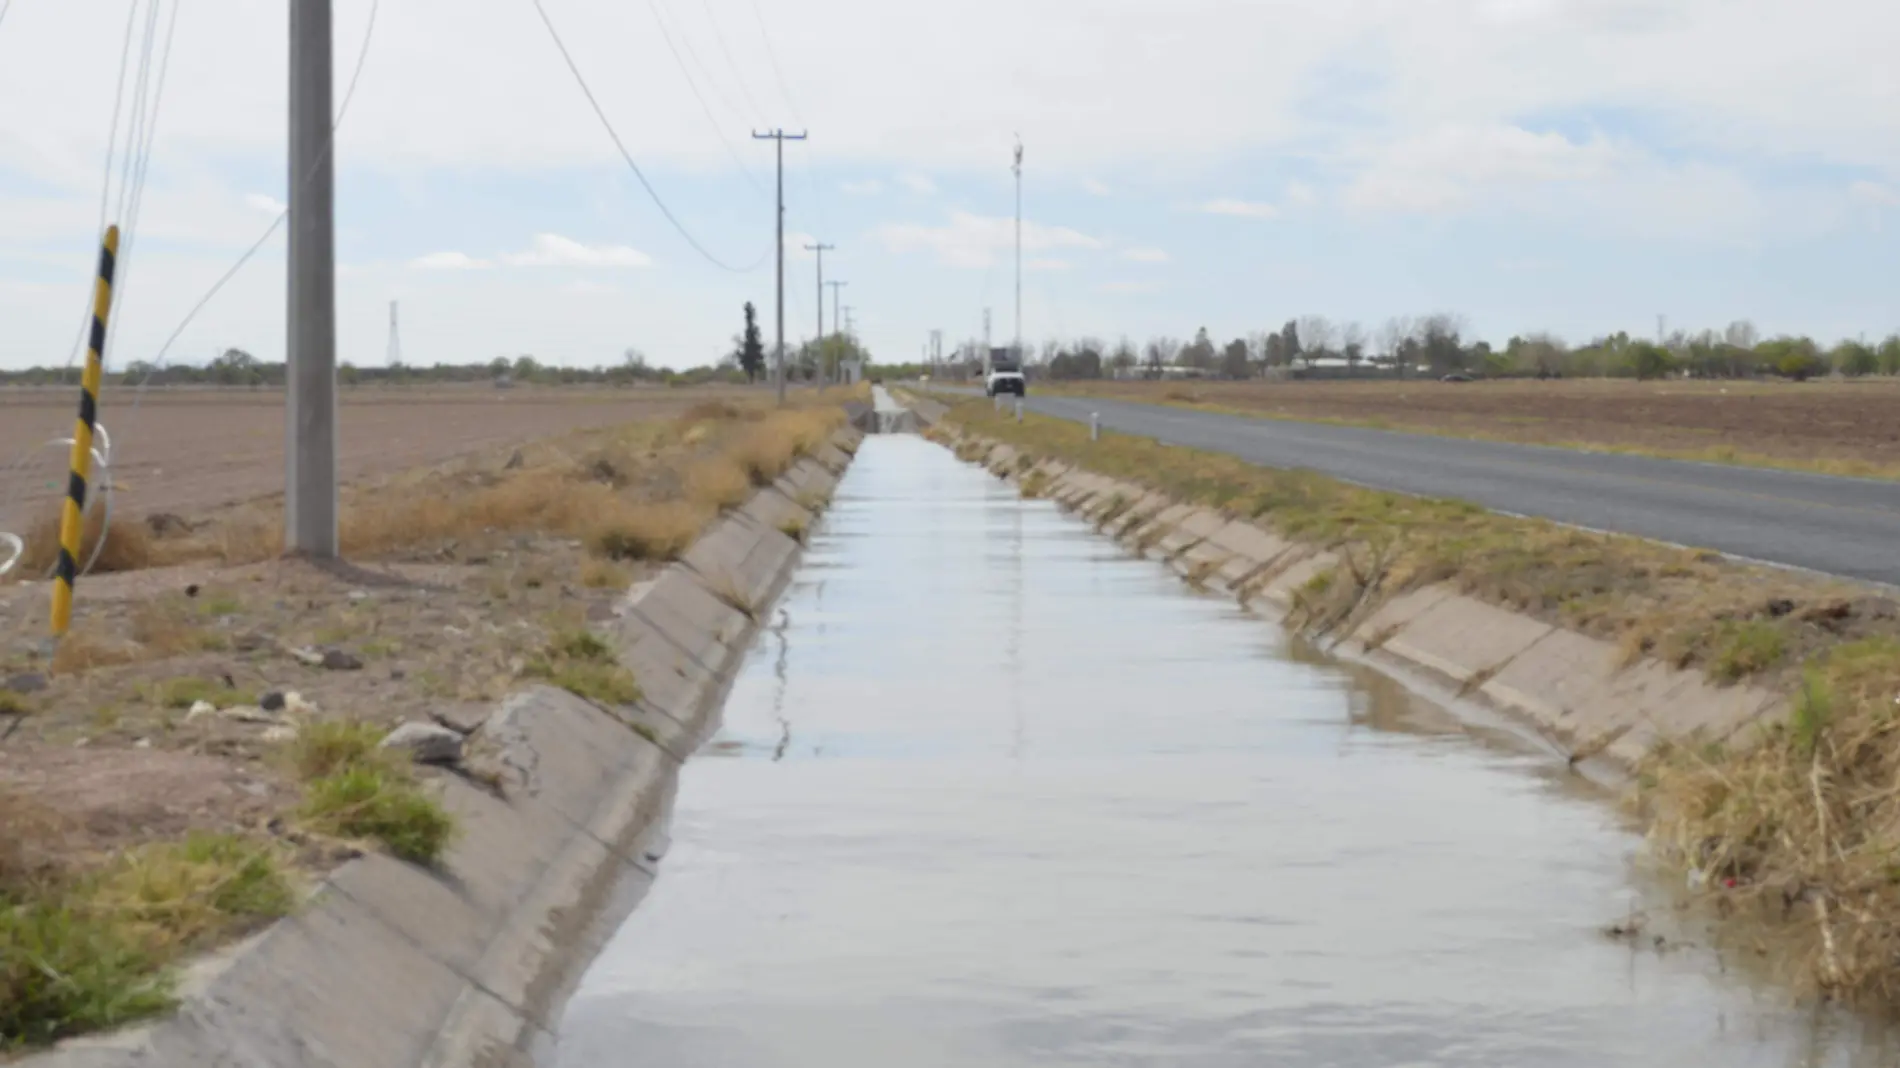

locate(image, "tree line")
[[930, 317, 1900, 383]]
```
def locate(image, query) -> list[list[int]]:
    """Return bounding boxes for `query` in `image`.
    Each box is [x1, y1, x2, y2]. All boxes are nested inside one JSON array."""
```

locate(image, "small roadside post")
[[1090, 412, 1100, 441]]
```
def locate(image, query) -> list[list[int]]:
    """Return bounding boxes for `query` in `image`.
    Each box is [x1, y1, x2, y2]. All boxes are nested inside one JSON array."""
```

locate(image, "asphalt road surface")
[[935, 387, 1900, 586]]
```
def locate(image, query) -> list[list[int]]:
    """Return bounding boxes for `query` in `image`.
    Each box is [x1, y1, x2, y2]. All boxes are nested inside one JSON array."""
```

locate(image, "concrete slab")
[[1378, 593, 1554, 688], [1340, 585, 1457, 654], [682, 512, 799, 613], [1476, 627, 1624, 740], [620, 566, 752, 679], [739, 485, 815, 537], [1159, 508, 1229, 564], [1247, 551, 1334, 613], [1208, 522, 1295, 590]]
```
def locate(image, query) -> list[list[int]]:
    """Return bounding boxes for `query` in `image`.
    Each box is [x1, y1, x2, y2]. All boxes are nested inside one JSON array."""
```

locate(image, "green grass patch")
[[288, 721, 455, 865], [0, 832, 293, 1051], [523, 629, 642, 707], [1710, 620, 1788, 682]]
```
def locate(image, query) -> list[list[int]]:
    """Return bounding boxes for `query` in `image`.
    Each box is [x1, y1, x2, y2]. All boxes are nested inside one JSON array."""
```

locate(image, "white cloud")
[[245, 193, 286, 216], [1285, 181, 1317, 207], [877, 212, 1105, 268], [1083, 178, 1112, 197], [410, 234, 651, 271], [1342, 124, 1623, 214], [410, 250, 491, 270], [1198, 198, 1279, 220], [1121, 247, 1171, 264], [1026, 257, 1070, 271], [500, 233, 653, 268], [842, 179, 884, 196], [898, 172, 938, 195]]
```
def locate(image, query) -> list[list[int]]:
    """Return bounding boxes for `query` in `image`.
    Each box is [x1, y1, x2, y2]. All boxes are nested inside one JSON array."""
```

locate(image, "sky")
[[0, 0, 1896, 373]]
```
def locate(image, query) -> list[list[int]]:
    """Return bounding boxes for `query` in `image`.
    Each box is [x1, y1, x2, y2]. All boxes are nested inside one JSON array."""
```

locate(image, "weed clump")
[[523, 628, 641, 707], [289, 721, 455, 865]]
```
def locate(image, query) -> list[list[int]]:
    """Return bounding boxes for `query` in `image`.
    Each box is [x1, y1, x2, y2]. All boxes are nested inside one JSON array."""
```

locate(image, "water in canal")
[[557, 434, 1894, 1067]]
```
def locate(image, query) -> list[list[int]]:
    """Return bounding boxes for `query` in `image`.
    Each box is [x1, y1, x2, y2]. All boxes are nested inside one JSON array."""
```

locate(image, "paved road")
[[935, 387, 1900, 586]]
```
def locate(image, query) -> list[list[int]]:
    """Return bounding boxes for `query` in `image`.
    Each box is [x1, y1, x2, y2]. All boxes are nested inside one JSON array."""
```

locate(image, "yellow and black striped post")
[[50, 225, 120, 639]]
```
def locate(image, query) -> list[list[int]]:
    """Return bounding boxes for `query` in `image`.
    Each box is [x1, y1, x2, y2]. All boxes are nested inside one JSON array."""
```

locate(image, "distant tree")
[[1757, 336, 1826, 381], [1724, 320, 1760, 351], [1178, 327, 1217, 370], [1833, 340, 1880, 377], [1143, 337, 1181, 378], [488, 356, 511, 378], [1279, 320, 1302, 369], [738, 302, 765, 383], [1340, 322, 1367, 371], [1625, 341, 1677, 380], [1219, 338, 1251, 379], [1378, 317, 1415, 373], [1264, 332, 1287, 368], [1295, 316, 1333, 364], [511, 354, 542, 382], [1419, 315, 1466, 375], [1880, 334, 1900, 376], [1108, 339, 1138, 377]]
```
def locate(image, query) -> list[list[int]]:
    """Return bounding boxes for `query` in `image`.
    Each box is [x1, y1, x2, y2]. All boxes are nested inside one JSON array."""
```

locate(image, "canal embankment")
[[906, 388, 1900, 1006], [17, 425, 865, 1068]]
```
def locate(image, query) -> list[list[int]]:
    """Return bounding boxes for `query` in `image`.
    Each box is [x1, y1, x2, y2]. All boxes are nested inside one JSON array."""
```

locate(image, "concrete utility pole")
[[826, 280, 847, 344], [983, 307, 992, 377], [1013, 135, 1023, 361], [806, 241, 833, 354], [753, 128, 807, 404], [386, 300, 401, 368], [288, 0, 338, 558]]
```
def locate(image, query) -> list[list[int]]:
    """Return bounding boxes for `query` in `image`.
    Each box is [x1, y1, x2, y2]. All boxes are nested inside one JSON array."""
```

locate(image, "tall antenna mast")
[[386, 299, 401, 368]]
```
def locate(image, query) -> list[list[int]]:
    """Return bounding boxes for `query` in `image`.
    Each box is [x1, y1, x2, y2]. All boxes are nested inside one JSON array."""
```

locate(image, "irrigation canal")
[[556, 431, 1898, 1067]]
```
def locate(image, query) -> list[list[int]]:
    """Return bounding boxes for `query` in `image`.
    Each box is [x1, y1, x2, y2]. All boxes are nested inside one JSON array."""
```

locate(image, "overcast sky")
[[0, 0, 1896, 373]]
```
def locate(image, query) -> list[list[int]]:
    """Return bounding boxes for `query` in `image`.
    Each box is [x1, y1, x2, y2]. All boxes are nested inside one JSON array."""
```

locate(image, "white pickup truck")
[[985, 369, 1026, 397]]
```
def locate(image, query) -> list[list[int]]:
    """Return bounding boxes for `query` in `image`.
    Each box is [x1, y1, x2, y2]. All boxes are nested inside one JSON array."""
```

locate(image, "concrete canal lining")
[[20, 427, 865, 1068]]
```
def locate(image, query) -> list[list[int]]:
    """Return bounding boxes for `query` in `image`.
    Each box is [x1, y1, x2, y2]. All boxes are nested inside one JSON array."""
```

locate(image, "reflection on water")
[[557, 434, 1900, 1068]]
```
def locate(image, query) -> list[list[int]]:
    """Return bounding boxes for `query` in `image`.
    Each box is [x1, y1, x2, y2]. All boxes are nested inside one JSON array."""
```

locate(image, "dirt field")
[[0, 384, 765, 526], [1050, 378, 1900, 477]]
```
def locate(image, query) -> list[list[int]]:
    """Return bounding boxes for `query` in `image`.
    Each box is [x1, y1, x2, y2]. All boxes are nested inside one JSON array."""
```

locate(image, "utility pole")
[[983, 307, 992, 377], [826, 280, 847, 344], [842, 306, 856, 336], [288, 0, 338, 558], [1013, 135, 1023, 361], [753, 128, 807, 405], [386, 300, 401, 368], [806, 241, 834, 380]]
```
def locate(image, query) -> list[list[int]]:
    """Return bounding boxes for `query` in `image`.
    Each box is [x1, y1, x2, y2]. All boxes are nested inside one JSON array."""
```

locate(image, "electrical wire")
[[0, 0, 15, 34], [105, 0, 180, 371], [641, 0, 768, 198], [531, 0, 768, 273], [696, 0, 768, 125], [746, 0, 803, 127]]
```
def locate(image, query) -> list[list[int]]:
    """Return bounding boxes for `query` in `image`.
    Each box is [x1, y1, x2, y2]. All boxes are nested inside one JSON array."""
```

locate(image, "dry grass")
[[15, 505, 154, 576], [686, 457, 754, 511], [590, 501, 710, 562], [1642, 639, 1900, 1004]]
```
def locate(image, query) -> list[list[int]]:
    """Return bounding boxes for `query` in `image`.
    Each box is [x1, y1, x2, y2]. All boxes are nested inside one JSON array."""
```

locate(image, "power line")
[[0, 0, 14, 33], [531, 0, 767, 273], [696, 0, 768, 124], [641, 0, 768, 197], [651, 0, 751, 129], [746, 0, 803, 126], [134, 0, 382, 376]]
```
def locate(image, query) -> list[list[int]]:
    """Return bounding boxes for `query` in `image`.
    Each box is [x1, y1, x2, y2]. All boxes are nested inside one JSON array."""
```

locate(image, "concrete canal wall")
[[910, 399, 1785, 776], [25, 427, 865, 1068]]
